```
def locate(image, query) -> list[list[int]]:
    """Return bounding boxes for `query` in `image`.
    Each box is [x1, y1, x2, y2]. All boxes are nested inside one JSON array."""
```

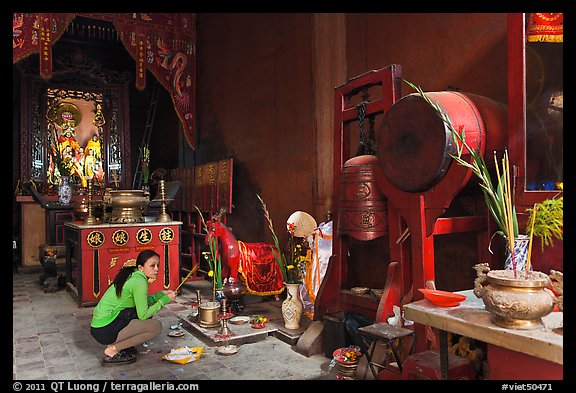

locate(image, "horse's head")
[[204, 208, 229, 245], [206, 218, 233, 243], [204, 216, 240, 281], [205, 219, 219, 245]]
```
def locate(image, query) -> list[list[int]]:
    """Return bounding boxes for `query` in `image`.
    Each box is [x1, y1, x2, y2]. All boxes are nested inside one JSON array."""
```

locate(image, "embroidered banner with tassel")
[[13, 12, 197, 150]]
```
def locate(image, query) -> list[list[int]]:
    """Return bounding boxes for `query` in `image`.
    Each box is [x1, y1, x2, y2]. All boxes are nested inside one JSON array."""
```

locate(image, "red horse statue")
[[205, 217, 285, 296]]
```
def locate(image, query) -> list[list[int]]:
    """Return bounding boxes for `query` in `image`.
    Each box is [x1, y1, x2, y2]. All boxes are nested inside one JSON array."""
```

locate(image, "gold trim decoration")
[[112, 229, 129, 246], [93, 103, 105, 127], [86, 231, 105, 248], [159, 227, 175, 244], [123, 259, 137, 268], [526, 13, 563, 43], [137, 228, 153, 245], [109, 256, 119, 269]]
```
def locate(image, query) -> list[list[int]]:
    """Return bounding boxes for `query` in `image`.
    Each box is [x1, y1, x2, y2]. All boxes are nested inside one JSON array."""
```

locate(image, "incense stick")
[[501, 150, 516, 276], [526, 204, 537, 275], [175, 264, 199, 292]]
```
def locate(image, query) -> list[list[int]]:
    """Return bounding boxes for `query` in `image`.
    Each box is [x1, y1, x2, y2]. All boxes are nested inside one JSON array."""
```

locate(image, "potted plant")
[[525, 190, 563, 254], [405, 81, 561, 329]]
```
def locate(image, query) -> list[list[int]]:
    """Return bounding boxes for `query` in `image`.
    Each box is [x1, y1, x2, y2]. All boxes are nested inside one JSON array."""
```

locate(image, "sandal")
[[101, 351, 136, 367]]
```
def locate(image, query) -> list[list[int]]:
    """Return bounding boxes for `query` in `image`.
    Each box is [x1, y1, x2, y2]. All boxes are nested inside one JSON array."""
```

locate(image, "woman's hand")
[[163, 290, 177, 302]]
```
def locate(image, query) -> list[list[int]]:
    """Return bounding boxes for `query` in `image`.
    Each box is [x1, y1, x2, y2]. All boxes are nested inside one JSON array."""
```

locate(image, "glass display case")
[[507, 13, 563, 274], [18, 75, 131, 191], [508, 13, 563, 208]]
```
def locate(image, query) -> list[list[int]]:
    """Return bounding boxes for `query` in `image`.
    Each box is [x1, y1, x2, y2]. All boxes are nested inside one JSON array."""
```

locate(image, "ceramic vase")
[[282, 282, 303, 330], [504, 234, 530, 271], [214, 288, 225, 303], [58, 176, 72, 205]]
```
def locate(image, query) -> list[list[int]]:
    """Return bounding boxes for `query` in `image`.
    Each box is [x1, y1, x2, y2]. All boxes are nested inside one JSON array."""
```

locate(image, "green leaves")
[[526, 196, 563, 251], [257, 194, 289, 283], [195, 205, 223, 290]]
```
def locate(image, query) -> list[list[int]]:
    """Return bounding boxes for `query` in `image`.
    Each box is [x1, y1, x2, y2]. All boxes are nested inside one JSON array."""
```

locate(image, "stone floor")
[[12, 270, 341, 381]]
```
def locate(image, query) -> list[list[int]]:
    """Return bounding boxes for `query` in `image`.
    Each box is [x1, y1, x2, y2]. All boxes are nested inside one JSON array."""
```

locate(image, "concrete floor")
[[12, 270, 340, 381]]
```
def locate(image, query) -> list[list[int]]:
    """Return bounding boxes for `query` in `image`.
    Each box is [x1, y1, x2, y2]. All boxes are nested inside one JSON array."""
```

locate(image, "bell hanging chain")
[[355, 101, 377, 156]]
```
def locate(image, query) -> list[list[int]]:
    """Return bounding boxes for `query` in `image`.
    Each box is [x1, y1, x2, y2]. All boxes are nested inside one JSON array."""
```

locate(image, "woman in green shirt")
[[90, 249, 176, 366]]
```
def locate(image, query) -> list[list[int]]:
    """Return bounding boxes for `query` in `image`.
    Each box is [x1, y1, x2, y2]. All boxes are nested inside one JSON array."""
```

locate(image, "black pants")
[[90, 307, 137, 345]]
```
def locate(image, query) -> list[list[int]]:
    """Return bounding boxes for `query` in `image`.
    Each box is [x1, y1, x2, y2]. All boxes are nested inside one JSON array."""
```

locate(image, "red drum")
[[337, 155, 388, 241], [379, 91, 507, 193]]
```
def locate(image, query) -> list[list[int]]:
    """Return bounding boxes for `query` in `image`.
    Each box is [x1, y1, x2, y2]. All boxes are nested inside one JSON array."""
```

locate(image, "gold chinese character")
[[137, 228, 152, 245], [112, 230, 129, 246], [87, 231, 105, 247], [159, 228, 174, 243]]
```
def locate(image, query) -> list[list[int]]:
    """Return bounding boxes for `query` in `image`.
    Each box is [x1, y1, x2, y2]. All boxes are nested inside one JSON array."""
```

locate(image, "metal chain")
[[357, 101, 367, 144], [356, 101, 367, 156], [356, 100, 377, 156]]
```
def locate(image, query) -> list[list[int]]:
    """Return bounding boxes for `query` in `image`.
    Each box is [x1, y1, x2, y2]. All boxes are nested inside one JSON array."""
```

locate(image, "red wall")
[[195, 13, 510, 290], [196, 13, 316, 242]]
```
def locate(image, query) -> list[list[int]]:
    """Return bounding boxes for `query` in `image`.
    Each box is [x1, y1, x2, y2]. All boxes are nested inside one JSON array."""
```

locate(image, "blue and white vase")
[[504, 234, 530, 271], [58, 176, 72, 205], [215, 288, 225, 303]]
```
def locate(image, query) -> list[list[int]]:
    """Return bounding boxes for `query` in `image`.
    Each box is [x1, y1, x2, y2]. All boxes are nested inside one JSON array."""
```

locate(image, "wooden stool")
[[358, 322, 414, 379]]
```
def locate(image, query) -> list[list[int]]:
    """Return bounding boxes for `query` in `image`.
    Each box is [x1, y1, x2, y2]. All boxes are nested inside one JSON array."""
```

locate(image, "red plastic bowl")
[[419, 289, 466, 307]]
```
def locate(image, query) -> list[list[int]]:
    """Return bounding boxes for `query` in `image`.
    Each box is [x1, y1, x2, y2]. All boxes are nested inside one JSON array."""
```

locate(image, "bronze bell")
[[337, 154, 388, 241]]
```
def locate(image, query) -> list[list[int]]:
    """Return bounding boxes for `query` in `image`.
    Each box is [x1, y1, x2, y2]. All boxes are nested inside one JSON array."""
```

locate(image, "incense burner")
[[108, 190, 148, 223], [474, 264, 558, 330]]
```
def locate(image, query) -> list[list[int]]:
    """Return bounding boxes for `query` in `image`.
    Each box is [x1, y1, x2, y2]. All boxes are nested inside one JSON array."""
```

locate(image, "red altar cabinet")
[[64, 220, 182, 307]]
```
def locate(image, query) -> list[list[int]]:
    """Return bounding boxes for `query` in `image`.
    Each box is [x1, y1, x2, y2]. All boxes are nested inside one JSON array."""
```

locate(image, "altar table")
[[403, 289, 563, 380], [65, 220, 182, 307]]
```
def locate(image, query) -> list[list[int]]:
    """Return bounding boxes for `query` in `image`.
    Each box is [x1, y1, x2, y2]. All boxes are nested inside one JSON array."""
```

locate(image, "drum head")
[[379, 94, 455, 192]]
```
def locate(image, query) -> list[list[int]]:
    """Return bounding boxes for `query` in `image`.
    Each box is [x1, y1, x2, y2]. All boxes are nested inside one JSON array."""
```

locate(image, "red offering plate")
[[333, 346, 362, 365], [419, 289, 466, 307]]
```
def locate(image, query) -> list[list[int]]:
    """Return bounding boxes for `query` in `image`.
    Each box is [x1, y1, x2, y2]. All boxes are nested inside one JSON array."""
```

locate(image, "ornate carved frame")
[[17, 51, 132, 191]]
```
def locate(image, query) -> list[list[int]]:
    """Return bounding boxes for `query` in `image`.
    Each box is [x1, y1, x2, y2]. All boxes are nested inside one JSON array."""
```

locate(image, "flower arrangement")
[[286, 223, 311, 284], [47, 137, 74, 185], [257, 194, 311, 285], [405, 80, 521, 270], [195, 206, 223, 294]]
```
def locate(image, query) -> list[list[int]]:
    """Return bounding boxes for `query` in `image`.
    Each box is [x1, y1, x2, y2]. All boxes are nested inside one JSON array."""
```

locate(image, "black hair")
[[113, 249, 160, 297]]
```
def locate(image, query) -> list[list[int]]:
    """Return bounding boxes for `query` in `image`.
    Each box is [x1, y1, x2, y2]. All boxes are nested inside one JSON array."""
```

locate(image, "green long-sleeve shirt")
[[91, 270, 170, 328]]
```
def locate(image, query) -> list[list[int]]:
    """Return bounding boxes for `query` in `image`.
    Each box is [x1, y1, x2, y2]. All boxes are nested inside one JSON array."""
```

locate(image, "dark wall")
[[195, 13, 315, 243], [14, 13, 511, 291], [346, 13, 508, 101], [194, 13, 509, 290]]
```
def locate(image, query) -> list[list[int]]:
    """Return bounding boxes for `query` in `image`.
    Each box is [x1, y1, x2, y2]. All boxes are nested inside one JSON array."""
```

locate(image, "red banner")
[[13, 12, 197, 149], [13, 13, 74, 73]]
